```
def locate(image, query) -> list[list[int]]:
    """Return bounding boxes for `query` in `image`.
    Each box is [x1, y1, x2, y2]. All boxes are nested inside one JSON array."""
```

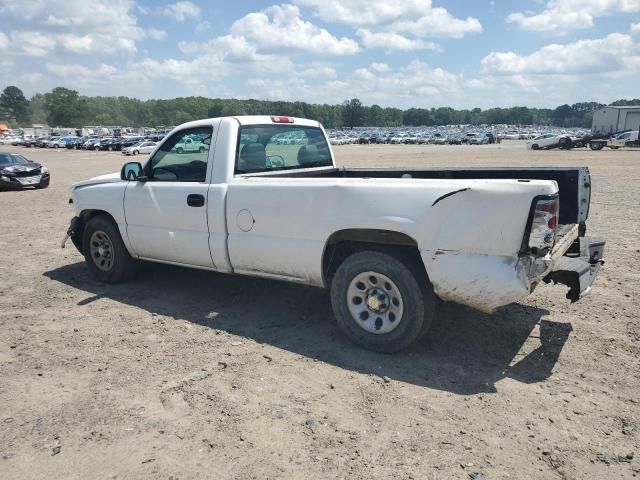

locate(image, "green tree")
[[341, 98, 365, 129], [0, 86, 31, 125], [43, 87, 84, 126], [29, 93, 48, 124], [95, 112, 115, 125]]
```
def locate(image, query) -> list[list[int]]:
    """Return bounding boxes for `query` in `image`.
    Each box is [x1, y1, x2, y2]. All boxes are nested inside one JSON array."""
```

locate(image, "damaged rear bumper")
[[421, 236, 605, 313], [543, 237, 605, 301]]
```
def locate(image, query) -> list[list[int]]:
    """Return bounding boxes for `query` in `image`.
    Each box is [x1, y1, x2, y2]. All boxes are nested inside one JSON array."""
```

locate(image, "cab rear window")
[[235, 125, 332, 173]]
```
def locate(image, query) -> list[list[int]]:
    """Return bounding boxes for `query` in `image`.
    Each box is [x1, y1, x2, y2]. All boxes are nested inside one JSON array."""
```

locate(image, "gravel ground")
[[0, 141, 638, 480]]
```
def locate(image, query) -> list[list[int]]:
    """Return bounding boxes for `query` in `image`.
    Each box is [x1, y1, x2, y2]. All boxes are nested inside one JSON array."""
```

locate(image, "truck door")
[[123, 125, 216, 267]]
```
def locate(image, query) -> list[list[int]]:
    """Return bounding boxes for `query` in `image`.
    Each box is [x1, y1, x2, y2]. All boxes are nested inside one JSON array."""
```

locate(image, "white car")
[[608, 130, 639, 149], [63, 115, 605, 353], [527, 133, 571, 150], [122, 142, 157, 156]]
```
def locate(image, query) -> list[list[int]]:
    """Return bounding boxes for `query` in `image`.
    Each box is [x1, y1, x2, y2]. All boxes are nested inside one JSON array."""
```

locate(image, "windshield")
[[235, 125, 332, 174], [0, 153, 30, 165]]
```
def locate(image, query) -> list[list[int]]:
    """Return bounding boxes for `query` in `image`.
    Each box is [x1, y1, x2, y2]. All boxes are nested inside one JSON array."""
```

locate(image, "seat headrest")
[[239, 143, 266, 170], [297, 144, 321, 165]]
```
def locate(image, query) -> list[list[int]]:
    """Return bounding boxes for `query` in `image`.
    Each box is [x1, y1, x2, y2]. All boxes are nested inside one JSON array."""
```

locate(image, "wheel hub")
[[346, 271, 404, 335], [366, 288, 389, 313], [89, 230, 114, 272]]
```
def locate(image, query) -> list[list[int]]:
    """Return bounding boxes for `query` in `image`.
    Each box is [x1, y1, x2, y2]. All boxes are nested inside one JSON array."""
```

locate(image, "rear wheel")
[[177, 147, 184, 154], [82, 215, 138, 283], [331, 250, 434, 353], [133, 150, 138, 155], [589, 141, 604, 151]]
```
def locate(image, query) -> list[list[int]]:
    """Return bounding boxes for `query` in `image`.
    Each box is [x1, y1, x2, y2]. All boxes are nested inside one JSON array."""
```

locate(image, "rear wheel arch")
[[322, 229, 428, 286]]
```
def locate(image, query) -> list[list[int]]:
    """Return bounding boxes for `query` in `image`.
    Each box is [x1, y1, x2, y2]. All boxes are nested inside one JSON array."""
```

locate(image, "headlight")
[[1, 175, 9, 181], [41, 166, 49, 174]]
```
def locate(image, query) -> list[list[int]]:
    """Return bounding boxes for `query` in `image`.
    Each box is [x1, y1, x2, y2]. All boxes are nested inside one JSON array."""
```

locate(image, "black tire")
[[531, 144, 540, 150], [198, 146, 205, 153], [589, 141, 604, 151], [82, 215, 138, 283], [558, 137, 571, 149], [330, 250, 435, 353], [176, 147, 184, 154], [133, 150, 138, 155]]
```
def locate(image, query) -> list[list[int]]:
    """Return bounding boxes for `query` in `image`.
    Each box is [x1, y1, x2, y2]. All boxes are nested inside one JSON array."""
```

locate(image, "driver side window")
[[148, 126, 212, 182]]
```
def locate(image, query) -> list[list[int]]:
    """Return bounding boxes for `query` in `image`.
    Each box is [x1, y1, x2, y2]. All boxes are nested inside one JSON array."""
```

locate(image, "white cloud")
[[10, 31, 56, 57], [299, 63, 337, 79], [228, 4, 359, 55], [370, 62, 390, 73], [181, 4, 359, 57], [162, 1, 201, 22], [0, 32, 9, 50], [482, 32, 640, 75], [294, 0, 481, 38], [0, 0, 145, 55], [146, 28, 168, 41], [348, 60, 462, 103], [632, 22, 640, 35], [507, 0, 640, 34], [356, 29, 441, 51]]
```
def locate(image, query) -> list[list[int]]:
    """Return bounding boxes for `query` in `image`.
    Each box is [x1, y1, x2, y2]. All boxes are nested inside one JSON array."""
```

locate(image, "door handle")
[[187, 194, 205, 207]]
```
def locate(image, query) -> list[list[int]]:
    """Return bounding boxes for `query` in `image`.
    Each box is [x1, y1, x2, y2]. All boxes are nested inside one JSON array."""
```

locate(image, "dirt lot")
[[0, 141, 638, 480]]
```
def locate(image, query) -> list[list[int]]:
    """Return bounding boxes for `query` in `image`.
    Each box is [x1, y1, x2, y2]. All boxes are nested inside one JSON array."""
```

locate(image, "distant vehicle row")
[[6, 134, 165, 152], [328, 132, 499, 145]]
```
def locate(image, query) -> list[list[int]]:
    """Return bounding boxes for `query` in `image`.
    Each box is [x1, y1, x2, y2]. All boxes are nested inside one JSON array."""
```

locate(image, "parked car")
[[173, 135, 208, 154], [0, 152, 50, 190], [121, 141, 157, 156], [63, 115, 605, 353], [82, 138, 101, 150], [469, 133, 489, 145], [608, 130, 639, 149], [527, 133, 572, 150]]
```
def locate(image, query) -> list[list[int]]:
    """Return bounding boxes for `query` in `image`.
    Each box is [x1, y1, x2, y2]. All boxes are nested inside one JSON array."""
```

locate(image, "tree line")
[[1, 85, 639, 130]]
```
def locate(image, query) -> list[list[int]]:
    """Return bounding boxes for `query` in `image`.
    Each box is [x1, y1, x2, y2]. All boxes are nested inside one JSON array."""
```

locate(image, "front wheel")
[[82, 215, 138, 283], [132, 150, 138, 155], [176, 147, 184, 154], [531, 144, 540, 150], [331, 250, 434, 353]]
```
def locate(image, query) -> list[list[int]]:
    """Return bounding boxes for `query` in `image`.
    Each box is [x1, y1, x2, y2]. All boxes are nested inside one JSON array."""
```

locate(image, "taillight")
[[528, 197, 559, 251], [271, 116, 294, 123]]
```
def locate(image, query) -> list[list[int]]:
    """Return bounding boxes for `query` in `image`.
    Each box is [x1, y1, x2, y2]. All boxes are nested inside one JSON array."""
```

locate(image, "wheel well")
[[77, 209, 117, 236], [322, 229, 426, 286]]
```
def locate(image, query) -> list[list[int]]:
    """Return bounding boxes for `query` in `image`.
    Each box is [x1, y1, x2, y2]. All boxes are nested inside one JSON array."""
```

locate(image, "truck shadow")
[[45, 262, 571, 395]]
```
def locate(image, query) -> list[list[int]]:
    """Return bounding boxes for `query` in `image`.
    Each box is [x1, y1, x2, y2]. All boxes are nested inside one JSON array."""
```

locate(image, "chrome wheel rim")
[[89, 230, 114, 272], [346, 271, 404, 334]]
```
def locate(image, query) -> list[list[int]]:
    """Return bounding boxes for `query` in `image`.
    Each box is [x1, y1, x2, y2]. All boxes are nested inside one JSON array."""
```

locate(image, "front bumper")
[[61, 216, 84, 253], [543, 237, 605, 301], [0, 174, 49, 189]]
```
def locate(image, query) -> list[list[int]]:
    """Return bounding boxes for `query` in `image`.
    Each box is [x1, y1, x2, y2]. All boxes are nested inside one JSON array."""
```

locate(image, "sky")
[[0, 0, 639, 109]]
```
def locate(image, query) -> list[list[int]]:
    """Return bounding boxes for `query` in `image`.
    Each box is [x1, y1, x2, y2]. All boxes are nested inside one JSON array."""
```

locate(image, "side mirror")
[[121, 162, 144, 181]]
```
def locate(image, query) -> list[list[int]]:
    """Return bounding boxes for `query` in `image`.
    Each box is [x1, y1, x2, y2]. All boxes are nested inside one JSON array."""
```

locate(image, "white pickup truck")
[[63, 116, 605, 352]]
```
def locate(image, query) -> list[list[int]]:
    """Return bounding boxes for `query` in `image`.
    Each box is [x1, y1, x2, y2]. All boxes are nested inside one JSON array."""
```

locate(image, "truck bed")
[[268, 166, 591, 228]]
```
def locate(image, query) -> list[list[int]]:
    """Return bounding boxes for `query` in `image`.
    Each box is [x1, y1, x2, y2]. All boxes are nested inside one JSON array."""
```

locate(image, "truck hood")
[[72, 172, 122, 189]]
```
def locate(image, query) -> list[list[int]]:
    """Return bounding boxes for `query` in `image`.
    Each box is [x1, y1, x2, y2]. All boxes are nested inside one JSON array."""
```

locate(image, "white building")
[[592, 106, 640, 134]]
